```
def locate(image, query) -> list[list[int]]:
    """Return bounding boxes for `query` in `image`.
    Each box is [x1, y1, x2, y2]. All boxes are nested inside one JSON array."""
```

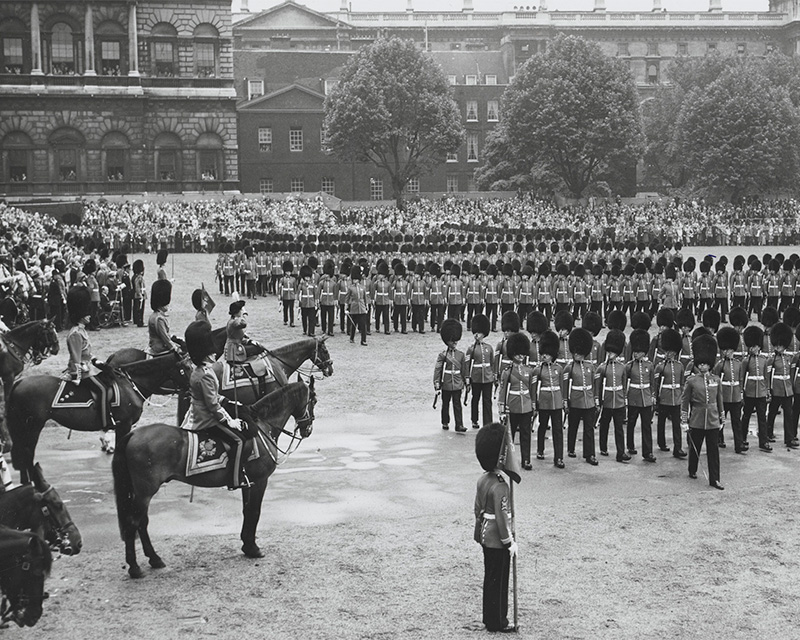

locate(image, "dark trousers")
[[681, 297, 696, 313], [411, 304, 426, 333], [599, 406, 626, 458], [282, 300, 295, 325], [246, 279, 256, 299], [339, 303, 347, 332], [374, 305, 390, 332], [447, 304, 463, 321], [589, 300, 603, 317], [485, 303, 498, 330], [767, 394, 795, 444], [320, 305, 335, 336], [688, 427, 721, 485], [697, 297, 711, 317], [567, 407, 596, 460], [482, 546, 510, 632], [712, 297, 729, 323], [348, 312, 367, 344], [572, 302, 586, 321], [742, 396, 768, 446], [720, 401, 745, 452], [300, 307, 316, 336], [49, 300, 65, 331], [626, 405, 653, 456], [467, 303, 483, 329], [133, 298, 145, 327], [538, 409, 564, 462], [767, 295, 779, 310], [656, 404, 682, 453], [538, 302, 552, 322], [470, 382, 493, 426], [517, 304, 532, 328], [441, 389, 463, 428], [748, 296, 763, 321], [792, 394, 800, 441], [501, 302, 515, 318], [223, 275, 234, 295], [509, 412, 532, 465], [430, 304, 446, 332], [392, 305, 408, 332], [732, 295, 745, 313]]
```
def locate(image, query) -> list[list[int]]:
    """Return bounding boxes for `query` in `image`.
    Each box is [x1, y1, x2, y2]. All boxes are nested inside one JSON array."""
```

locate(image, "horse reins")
[[0, 550, 48, 627], [38, 486, 76, 554]]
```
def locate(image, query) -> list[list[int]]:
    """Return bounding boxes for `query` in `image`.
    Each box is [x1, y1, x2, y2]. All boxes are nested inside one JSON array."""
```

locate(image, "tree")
[[488, 34, 642, 198], [324, 38, 464, 208]]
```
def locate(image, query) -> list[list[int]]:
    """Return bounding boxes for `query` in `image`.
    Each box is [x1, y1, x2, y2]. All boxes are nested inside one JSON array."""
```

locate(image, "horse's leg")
[[137, 503, 166, 569], [240, 474, 268, 558], [0, 369, 16, 453], [7, 405, 45, 484]]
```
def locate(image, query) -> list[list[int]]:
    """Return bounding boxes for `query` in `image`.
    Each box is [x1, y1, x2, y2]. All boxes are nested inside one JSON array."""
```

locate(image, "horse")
[[0, 463, 81, 556], [7, 350, 192, 482], [0, 526, 52, 628], [0, 320, 60, 450], [112, 378, 316, 579], [107, 335, 333, 421]]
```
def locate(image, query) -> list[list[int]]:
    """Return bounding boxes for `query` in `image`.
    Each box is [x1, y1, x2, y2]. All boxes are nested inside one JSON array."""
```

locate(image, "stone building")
[[233, 0, 800, 199], [0, 0, 238, 198]]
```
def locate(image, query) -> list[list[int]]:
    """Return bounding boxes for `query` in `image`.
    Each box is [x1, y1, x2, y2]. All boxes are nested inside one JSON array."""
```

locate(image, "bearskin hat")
[[660, 328, 682, 354], [501, 310, 520, 333], [132, 259, 144, 275], [440, 319, 463, 344], [527, 311, 549, 335], [156, 249, 169, 265], [784, 306, 800, 328], [150, 279, 172, 311], [115, 254, 129, 269], [323, 260, 335, 277], [751, 259, 762, 272], [716, 326, 740, 352], [521, 265, 534, 279], [66, 285, 91, 326], [743, 325, 764, 348], [675, 308, 695, 330], [429, 263, 442, 277], [631, 311, 651, 332], [538, 261, 551, 277], [539, 330, 560, 360], [350, 266, 362, 281], [604, 329, 625, 356], [656, 308, 675, 329], [769, 259, 780, 273], [450, 264, 461, 278], [630, 328, 650, 354], [702, 308, 720, 333], [185, 320, 214, 366], [191, 288, 204, 311], [554, 310, 574, 333], [692, 327, 712, 340], [471, 314, 490, 336], [692, 334, 718, 367], [729, 306, 748, 328], [762, 306, 779, 329], [506, 332, 531, 359], [229, 300, 245, 317], [82, 258, 96, 275], [665, 264, 677, 280], [282, 260, 293, 274], [502, 263, 513, 278], [475, 422, 505, 472], [377, 262, 389, 277], [299, 265, 313, 280], [581, 311, 602, 337], [771, 321, 793, 349], [700, 261, 710, 274], [568, 328, 593, 358], [606, 309, 627, 332]]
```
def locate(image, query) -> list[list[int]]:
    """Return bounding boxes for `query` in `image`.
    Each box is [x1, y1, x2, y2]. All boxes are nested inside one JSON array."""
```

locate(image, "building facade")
[[0, 0, 238, 198], [233, 0, 800, 199]]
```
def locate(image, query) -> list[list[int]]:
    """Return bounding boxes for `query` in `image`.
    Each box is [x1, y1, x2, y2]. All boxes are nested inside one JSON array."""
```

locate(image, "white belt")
[[572, 385, 591, 391], [507, 390, 525, 395], [540, 386, 560, 392], [773, 375, 790, 380], [483, 513, 496, 520], [629, 383, 650, 389], [473, 362, 491, 368], [662, 383, 681, 389], [606, 385, 623, 392], [444, 368, 459, 374], [748, 376, 764, 380], [720, 381, 740, 386]]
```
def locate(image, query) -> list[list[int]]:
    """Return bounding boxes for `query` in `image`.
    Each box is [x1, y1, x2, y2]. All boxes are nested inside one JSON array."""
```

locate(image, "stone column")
[[128, 2, 139, 76], [31, 2, 42, 75], [84, 3, 96, 75]]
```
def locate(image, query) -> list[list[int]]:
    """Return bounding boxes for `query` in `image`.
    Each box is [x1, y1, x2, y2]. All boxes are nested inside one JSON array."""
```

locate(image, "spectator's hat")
[[501, 310, 520, 333], [716, 326, 740, 351], [66, 286, 91, 326], [604, 329, 625, 356], [527, 311, 549, 335], [630, 328, 650, 354], [440, 319, 462, 344], [692, 334, 717, 367], [554, 310, 574, 333], [150, 279, 172, 311], [660, 328, 682, 354], [569, 328, 593, 357]]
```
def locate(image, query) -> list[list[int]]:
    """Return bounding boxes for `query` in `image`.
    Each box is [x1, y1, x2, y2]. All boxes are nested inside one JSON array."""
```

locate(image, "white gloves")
[[508, 541, 518, 557]]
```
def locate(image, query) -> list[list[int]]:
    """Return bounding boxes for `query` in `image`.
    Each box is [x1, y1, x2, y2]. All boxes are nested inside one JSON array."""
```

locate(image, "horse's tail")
[[112, 431, 138, 540]]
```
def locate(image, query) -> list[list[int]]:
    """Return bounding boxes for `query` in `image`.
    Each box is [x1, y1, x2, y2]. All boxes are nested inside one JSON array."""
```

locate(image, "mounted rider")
[[223, 299, 264, 363], [148, 280, 179, 356]]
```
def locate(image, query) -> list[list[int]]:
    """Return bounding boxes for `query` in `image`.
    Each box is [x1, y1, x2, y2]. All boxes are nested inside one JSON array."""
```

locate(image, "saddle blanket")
[[185, 430, 275, 477], [51, 378, 121, 410], [220, 357, 275, 392]]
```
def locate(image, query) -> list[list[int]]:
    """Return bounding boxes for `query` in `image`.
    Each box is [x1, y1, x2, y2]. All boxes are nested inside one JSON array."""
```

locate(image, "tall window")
[[197, 132, 223, 181], [248, 80, 264, 100], [407, 177, 419, 194], [50, 22, 76, 75], [370, 178, 383, 200], [466, 101, 478, 122], [0, 18, 26, 74], [96, 20, 126, 75], [49, 127, 84, 182], [290, 177, 304, 192], [487, 100, 499, 122], [258, 127, 272, 152], [467, 133, 479, 162], [647, 63, 659, 85], [647, 42, 659, 56], [289, 127, 303, 152], [485, 74, 497, 85], [447, 174, 458, 193], [102, 132, 129, 181], [2, 132, 32, 182], [154, 132, 181, 181], [194, 24, 218, 77], [151, 23, 178, 77], [321, 177, 335, 196], [259, 178, 273, 194], [447, 150, 458, 163]]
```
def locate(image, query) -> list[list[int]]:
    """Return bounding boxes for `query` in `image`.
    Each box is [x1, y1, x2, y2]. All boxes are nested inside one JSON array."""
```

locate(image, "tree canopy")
[[323, 37, 464, 208]]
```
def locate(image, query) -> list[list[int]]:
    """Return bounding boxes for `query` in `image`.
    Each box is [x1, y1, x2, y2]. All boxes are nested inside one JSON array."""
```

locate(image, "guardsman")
[[429, 263, 447, 333], [765, 322, 798, 448], [318, 260, 337, 337], [156, 249, 169, 282], [621, 264, 636, 321], [697, 259, 713, 317], [484, 264, 500, 332], [526, 311, 549, 364], [532, 330, 564, 468], [371, 262, 391, 335], [499, 264, 516, 318], [675, 308, 695, 370], [780, 259, 796, 314], [298, 265, 317, 337], [270, 252, 284, 295], [466, 314, 495, 429], [741, 325, 770, 452], [517, 266, 535, 328], [581, 311, 603, 367], [625, 311, 651, 362], [747, 258, 764, 322], [589, 264, 605, 318], [562, 327, 598, 465], [279, 260, 297, 328], [761, 306, 779, 359], [712, 260, 729, 323], [729, 306, 749, 361], [132, 259, 146, 327], [766, 259, 781, 311], [535, 262, 553, 322], [648, 308, 675, 369], [571, 264, 589, 321], [337, 262, 351, 334], [466, 264, 485, 331], [391, 262, 410, 334], [790, 324, 800, 447], [434, 319, 467, 432], [242, 246, 257, 300], [596, 329, 629, 462], [498, 332, 535, 469], [606, 264, 623, 313], [654, 328, 687, 457], [681, 260, 697, 313], [553, 310, 573, 368], [660, 264, 680, 315], [148, 279, 177, 356], [714, 326, 746, 453], [345, 265, 369, 345], [650, 262, 665, 319], [222, 247, 235, 295], [634, 263, 651, 315], [730, 256, 748, 312], [552, 263, 571, 315], [495, 311, 520, 378], [625, 329, 656, 462], [256, 244, 269, 297], [681, 334, 725, 490], [410, 264, 429, 334]]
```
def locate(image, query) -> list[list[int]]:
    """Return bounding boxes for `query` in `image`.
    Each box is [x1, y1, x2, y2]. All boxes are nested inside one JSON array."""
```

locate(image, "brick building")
[[233, 0, 800, 199], [0, 0, 238, 198]]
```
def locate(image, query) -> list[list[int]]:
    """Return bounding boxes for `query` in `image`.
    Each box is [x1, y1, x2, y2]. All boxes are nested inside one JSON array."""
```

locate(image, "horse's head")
[[30, 463, 81, 555], [295, 377, 316, 439], [313, 336, 333, 377], [34, 320, 60, 362], [0, 531, 51, 628]]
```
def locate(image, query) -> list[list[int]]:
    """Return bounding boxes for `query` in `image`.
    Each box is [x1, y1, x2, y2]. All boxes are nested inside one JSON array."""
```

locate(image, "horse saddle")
[[51, 375, 121, 410], [184, 430, 274, 478], [220, 356, 275, 395]]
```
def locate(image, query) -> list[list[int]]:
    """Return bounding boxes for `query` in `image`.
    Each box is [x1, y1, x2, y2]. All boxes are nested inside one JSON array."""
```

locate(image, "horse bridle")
[[0, 549, 48, 627], [37, 486, 76, 555], [2, 322, 56, 367], [265, 339, 333, 384], [260, 393, 316, 464]]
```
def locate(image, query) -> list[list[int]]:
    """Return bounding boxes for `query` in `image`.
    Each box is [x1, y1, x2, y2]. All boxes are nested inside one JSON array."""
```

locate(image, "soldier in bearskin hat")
[[156, 249, 169, 282], [581, 311, 603, 366], [473, 422, 517, 633], [185, 320, 251, 490], [318, 260, 337, 337], [713, 326, 746, 453], [625, 329, 656, 462], [741, 325, 770, 452], [533, 330, 564, 468], [279, 260, 297, 328], [484, 264, 501, 331], [681, 334, 725, 490], [495, 311, 520, 376], [466, 314, 495, 429], [132, 259, 146, 327], [148, 279, 177, 356], [410, 263, 429, 334], [428, 263, 447, 334], [345, 265, 369, 345], [434, 319, 467, 432], [564, 327, 598, 465], [553, 310, 574, 367], [298, 265, 317, 337], [597, 329, 629, 462], [391, 262, 410, 334], [765, 322, 799, 448], [372, 262, 391, 335], [654, 328, 688, 457], [498, 332, 535, 468], [526, 311, 549, 364]]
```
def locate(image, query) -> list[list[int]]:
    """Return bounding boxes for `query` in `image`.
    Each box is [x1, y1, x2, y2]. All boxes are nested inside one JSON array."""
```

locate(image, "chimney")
[[407, 0, 413, 11], [594, 0, 606, 10], [241, 0, 249, 11], [463, 0, 474, 11], [340, 0, 348, 11], [709, 0, 722, 10], [652, 0, 661, 10]]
